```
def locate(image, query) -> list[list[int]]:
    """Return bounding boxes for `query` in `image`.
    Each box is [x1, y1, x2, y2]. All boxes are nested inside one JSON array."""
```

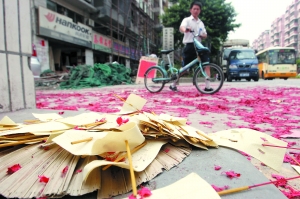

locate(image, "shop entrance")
[[48, 39, 85, 72]]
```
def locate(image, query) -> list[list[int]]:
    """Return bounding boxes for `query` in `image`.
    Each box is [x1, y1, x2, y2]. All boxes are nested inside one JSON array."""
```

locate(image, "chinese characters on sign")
[[113, 41, 130, 58], [92, 32, 112, 53]]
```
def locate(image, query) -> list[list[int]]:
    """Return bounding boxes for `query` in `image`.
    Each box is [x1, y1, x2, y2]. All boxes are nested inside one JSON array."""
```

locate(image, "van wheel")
[[246, 78, 251, 81], [227, 73, 232, 82], [284, 78, 288, 80]]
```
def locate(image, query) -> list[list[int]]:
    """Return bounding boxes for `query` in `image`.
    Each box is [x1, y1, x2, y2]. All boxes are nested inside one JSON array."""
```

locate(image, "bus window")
[[269, 50, 296, 64]]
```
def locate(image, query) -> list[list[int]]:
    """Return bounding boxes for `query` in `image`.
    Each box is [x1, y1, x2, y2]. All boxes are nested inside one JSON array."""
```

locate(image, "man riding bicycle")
[[170, 1, 212, 92]]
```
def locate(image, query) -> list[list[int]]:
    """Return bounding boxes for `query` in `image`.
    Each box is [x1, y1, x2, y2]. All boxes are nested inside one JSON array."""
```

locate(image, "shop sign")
[[92, 32, 112, 53], [38, 6, 92, 48], [113, 41, 129, 58], [130, 48, 136, 60]]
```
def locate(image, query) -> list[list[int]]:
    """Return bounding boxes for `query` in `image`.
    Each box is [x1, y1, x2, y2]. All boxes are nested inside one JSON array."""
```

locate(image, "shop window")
[[57, 4, 68, 16], [46, 1, 84, 25], [75, 14, 84, 23], [53, 3, 84, 24]]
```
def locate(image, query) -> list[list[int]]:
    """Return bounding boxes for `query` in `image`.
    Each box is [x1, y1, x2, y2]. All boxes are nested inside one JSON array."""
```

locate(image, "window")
[[269, 49, 296, 64], [257, 52, 267, 63], [47, 0, 57, 12], [48, 1, 84, 24]]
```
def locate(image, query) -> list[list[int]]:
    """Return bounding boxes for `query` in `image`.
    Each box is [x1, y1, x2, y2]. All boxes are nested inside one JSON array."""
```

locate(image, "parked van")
[[224, 48, 259, 82]]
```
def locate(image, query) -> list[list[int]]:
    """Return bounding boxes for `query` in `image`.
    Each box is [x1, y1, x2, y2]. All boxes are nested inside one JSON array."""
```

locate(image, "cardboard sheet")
[[209, 128, 287, 171]]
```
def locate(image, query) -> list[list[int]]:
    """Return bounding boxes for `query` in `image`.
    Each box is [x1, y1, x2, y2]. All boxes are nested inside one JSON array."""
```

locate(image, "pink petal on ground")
[[211, 184, 229, 192], [222, 170, 241, 179], [137, 186, 152, 197]]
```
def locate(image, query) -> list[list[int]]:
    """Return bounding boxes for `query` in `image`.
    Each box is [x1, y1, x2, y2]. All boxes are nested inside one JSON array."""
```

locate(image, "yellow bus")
[[256, 47, 297, 80]]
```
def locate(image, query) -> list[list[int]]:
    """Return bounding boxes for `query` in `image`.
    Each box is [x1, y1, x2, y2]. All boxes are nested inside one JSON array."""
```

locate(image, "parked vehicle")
[[224, 48, 259, 82], [219, 39, 249, 78], [30, 44, 41, 79], [256, 47, 297, 80]]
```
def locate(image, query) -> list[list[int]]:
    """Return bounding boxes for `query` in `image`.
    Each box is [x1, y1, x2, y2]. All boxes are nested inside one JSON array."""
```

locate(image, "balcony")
[[274, 34, 280, 39], [290, 14, 296, 22], [290, 5, 296, 14], [289, 37, 298, 44], [289, 22, 298, 30], [284, 26, 290, 32], [284, 34, 290, 41], [284, 38, 297, 47], [273, 41, 279, 46], [289, 30, 298, 37]]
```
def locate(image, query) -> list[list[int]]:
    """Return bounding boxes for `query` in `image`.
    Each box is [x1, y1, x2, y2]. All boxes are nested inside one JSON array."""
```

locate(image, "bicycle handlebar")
[[186, 29, 201, 38]]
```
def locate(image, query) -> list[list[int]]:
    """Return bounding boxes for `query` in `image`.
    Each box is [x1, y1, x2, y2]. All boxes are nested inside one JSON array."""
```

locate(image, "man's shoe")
[[169, 85, 178, 92], [204, 88, 213, 92]]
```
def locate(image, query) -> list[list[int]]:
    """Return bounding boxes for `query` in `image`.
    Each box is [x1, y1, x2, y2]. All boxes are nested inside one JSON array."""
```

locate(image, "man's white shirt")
[[180, 15, 206, 44]]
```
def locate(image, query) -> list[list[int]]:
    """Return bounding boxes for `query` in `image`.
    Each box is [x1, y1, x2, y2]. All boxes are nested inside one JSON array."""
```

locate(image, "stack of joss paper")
[[0, 115, 51, 148], [0, 94, 217, 199], [0, 93, 295, 198], [134, 112, 218, 150]]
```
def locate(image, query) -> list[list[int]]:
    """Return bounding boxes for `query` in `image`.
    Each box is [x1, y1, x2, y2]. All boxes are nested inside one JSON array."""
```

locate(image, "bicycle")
[[144, 31, 224, 94]]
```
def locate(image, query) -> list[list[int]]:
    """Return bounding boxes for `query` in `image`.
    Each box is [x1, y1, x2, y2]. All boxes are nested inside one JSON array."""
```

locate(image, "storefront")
[[112, 40, 131, 66], [92, 32, 112, 64], [37, 6, 93, 72]]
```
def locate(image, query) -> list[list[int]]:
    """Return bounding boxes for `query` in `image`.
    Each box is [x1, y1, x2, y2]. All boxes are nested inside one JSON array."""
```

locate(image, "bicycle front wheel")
[[193, 63, 224, 94], [144, 66, 166, 93]]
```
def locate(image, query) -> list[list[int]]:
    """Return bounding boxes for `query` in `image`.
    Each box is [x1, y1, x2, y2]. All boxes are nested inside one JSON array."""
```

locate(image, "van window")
[[229, 50, 256, 60]]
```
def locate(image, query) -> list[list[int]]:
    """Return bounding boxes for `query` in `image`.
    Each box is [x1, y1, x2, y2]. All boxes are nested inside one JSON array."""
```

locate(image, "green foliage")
[[161, 0, 240, 57], [60, 63, 132, 89], [296, 58, 300, 66]]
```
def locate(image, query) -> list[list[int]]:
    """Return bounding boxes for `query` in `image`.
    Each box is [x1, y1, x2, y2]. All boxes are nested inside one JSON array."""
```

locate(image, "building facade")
[[31, 0, 168, 73], [252, 0, 300, 55]]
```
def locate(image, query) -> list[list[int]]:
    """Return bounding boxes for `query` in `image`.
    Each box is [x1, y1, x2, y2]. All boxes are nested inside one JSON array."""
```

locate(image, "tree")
[[161, 0, 240, 60]]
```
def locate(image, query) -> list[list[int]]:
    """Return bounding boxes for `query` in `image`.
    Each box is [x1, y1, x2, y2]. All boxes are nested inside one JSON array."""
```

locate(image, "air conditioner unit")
[[88, 19, 94, 27]]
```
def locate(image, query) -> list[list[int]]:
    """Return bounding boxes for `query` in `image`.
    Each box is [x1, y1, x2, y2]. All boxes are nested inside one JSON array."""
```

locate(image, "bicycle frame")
[[152, 31, 210, 82], [153, 55, 209, 83], [145, 30, 224, 94]]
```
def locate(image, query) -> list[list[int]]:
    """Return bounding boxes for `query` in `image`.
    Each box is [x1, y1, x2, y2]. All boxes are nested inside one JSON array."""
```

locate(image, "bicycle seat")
[[160, 49, 174, 54], [194, 39, 210, 53]]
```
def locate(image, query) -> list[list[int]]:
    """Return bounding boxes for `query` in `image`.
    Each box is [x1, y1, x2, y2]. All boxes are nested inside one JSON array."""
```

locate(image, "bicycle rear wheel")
[[193, 63, 224, 94], [144, 66, 166, 93]]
